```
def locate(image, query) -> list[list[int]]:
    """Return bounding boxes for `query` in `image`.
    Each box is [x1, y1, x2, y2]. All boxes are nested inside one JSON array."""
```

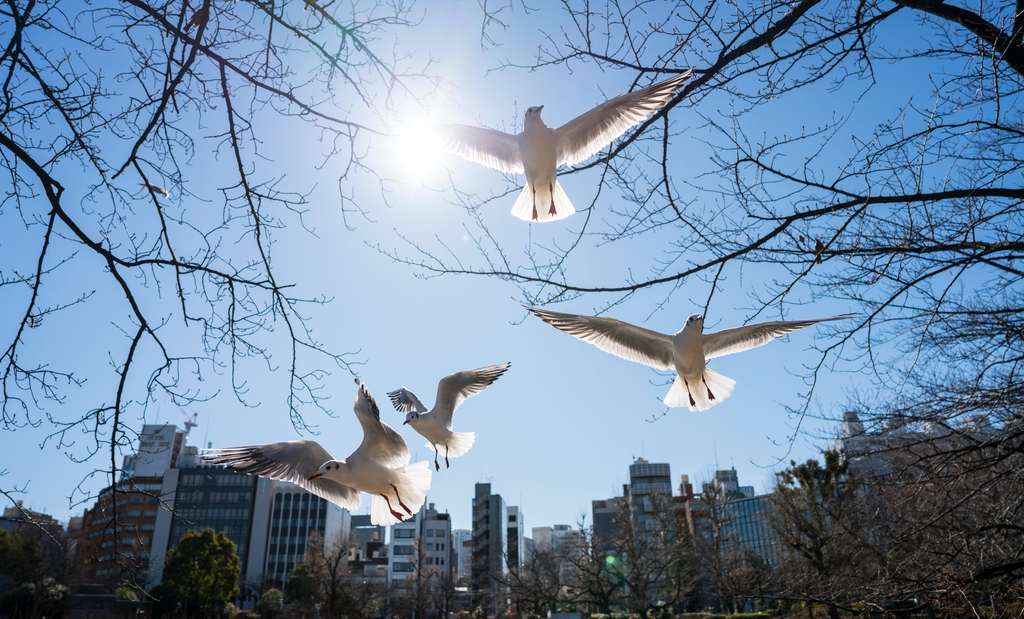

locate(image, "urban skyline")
[[11, 417, 785, 536]]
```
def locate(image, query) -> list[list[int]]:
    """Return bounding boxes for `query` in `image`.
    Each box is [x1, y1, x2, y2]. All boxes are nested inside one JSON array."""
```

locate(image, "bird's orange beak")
[[308, 473, 322, 480]]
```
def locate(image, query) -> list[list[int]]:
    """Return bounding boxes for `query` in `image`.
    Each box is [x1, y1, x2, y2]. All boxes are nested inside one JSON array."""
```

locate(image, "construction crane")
[[178, 407, 198, 437]]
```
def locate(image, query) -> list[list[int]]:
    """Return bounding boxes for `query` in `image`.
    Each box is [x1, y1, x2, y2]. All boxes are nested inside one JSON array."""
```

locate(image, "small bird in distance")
[[388, 362, 511, 470], [527, 307, 854, 411], [185, 6, 208, 32], [140, 183, 169, 199], [814, 239, 825, 265], [437, 71, 692, 223], [202, 379, 431, 525]]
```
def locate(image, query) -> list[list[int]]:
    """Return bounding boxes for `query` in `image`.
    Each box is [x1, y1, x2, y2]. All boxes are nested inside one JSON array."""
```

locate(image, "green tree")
[[161, 528, 241, 617], [0, 530, 43, 585], [256, 587, 283, 619], [770, 450, 867, 619]]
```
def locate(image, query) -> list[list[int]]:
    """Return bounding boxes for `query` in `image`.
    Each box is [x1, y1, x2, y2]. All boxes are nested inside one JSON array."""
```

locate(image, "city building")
[[471, 483, 507, 610], [389, 502, 452, 587], [77, 477, 164, 583], [452, 528, 471, 581], [531, 524, 582, 550], [678, 468, 779, 612], [349, 515, 389, 581], [263, 481, 349, 589], [625, 457, 673, 533], [591, 497, 624, 551], [150, 451, 273, 588], [123, 424, 185, 478], [506, 505, 523, 569], [76, 423, 187, 584]]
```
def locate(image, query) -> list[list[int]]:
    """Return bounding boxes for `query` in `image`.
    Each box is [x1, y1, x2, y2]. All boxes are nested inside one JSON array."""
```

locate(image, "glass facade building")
[[168, 468, 260, 570]]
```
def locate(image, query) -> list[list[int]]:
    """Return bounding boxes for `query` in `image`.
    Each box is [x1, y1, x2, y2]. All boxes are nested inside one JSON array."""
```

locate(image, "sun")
[[390, 111, 446, 185]]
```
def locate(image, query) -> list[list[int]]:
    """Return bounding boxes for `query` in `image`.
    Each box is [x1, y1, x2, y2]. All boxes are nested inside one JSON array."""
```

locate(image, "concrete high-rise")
[[263, 481, 349, 589], [471, 483, 506, 610], [452, 528, 471, 581], [506, 505, 523, 569]]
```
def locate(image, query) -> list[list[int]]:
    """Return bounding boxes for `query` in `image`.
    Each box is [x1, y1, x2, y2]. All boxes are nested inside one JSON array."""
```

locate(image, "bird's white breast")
[[412, 414, 451, 444], [337, 455, 397, 494], [518, 120, 557, 183], [673, 325, 706, 378]]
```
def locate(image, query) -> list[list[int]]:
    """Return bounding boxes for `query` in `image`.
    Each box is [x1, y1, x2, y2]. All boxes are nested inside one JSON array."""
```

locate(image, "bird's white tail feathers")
[[426, 431, 476, 459], [370, 461, 433, 526], [511, 180, 575, 223], [664, 369, 737, 411]]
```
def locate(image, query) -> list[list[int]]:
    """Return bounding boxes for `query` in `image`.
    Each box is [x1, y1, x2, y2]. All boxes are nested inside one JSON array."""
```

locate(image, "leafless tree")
[[503, 542, 565, 616], [837, 412, 1024, 614], [1, 0, 436, 572], [298, 529, 385, 619]]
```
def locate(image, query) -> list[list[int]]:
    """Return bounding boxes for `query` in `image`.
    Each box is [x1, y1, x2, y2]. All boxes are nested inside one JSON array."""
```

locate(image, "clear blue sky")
[[0, 0, 883, 532]]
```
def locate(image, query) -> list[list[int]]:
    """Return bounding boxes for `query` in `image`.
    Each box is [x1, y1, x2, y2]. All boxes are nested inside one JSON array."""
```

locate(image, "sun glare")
[[392, 112, 445, 185]]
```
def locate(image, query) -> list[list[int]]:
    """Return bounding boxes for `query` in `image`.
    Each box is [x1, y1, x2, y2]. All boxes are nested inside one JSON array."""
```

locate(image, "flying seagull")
[[202, 379, 431, 525], [438, 71, 692, 223], [527, 307, 854, 411], [388, 362, 511, 471]]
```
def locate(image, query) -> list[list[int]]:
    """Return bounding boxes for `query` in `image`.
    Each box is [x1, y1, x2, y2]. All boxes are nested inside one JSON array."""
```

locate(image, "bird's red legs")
[[444, 443, 450, 469], [701, 374, 716, 400], [381, 494, 405, 521], [391, 483, 413, 515], [548, 182, 557, 216], [433, 450, 440, 472], [531, 187, 539, 221], [685, 381, 696, 408]]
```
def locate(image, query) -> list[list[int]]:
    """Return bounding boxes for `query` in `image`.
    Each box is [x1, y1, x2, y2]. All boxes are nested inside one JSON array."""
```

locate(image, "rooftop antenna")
[[200, 414, 209, 448], [714, 443, 720, 471]]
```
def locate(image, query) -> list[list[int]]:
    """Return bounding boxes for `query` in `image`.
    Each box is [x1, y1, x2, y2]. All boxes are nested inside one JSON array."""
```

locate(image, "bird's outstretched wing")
[[554, 71, 692, 168], [432, 362, 511, 429], [527, 307, 674, 370], [201, 440, 361, 510], [387, 388, 428, 414], [436, 124, 525, 174], [703, 314, 856, 360], [353, 379, 411, 468]]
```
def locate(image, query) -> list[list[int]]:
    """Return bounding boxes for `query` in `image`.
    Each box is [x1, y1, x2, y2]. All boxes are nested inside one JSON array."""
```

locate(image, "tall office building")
[[591, 497, 624, 551], [452, 528, 471, 581], [78, 478, 164, 583], [152, 454, 273, 587], [78, 424, 186, 584], [471, 483, 507, 608], [626, 457, 673, 532], [263, 481, 349, 588], [349, 515, 389, 580], [506, 505, 523, 569]]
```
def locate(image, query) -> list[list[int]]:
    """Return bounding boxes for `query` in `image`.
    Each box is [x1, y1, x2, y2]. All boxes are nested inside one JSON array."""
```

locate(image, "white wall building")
[[389, 502, 453, 587]]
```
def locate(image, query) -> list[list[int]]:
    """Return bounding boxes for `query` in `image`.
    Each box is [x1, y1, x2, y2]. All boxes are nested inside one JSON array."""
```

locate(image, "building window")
[[394, 529, 415, 539], [393, 561, 413, 572], [393, 544, 414, 555]]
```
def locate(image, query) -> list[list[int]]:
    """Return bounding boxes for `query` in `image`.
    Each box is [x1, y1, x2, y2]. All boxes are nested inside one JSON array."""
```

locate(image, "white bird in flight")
[[527, 307, 854, 411], [201, 379, 431, 525], [387, 362, 511, 471], [438, 71, 692, 223]]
